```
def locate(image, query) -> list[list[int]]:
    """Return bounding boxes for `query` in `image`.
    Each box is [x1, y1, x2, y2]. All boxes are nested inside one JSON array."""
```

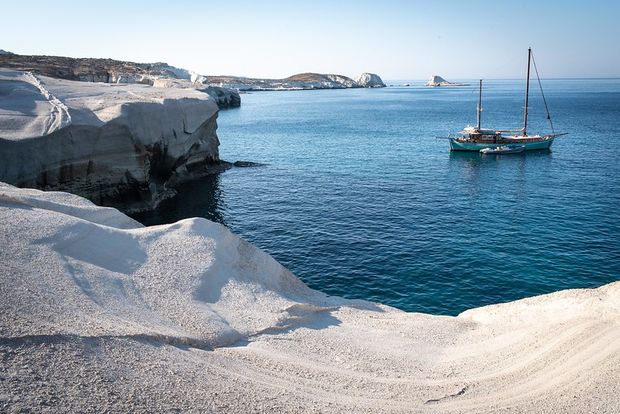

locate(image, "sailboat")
[[446, 48, 566, 152]]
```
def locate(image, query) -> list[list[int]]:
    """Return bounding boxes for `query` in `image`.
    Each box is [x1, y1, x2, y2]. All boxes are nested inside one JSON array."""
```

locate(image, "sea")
[[133, 79, 620, 315]]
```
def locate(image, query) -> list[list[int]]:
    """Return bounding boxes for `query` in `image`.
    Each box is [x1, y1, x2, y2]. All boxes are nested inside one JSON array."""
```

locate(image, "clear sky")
[[3, 0, 619, 80]]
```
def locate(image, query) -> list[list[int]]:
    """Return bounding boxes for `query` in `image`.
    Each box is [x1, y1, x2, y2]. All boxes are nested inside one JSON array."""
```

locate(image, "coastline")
[[0, 68, 227, 213], [1, 182, 618, 412], [3, 1, 618, 411], [0, 56, 386, 214], [1, 54, 618, 412]]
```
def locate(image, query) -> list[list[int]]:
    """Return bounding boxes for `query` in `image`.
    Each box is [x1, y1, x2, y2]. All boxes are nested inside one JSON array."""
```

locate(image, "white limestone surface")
[[355, 72, 386, 88], [1, 183, 618, 413], [0, 69, 221, 210], [0, 70, 71, 139]]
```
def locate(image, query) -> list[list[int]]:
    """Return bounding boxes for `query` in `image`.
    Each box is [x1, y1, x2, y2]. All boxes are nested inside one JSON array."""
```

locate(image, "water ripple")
[[134, 80, 620, 315]]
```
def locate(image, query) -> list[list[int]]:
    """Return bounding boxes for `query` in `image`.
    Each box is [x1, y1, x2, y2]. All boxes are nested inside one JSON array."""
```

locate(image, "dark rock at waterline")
[[233, 161, 267, 168], [203, 86, 241, 108]]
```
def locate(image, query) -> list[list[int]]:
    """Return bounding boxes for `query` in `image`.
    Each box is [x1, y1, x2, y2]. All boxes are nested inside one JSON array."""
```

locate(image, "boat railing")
[[495, 128, 525, 133]]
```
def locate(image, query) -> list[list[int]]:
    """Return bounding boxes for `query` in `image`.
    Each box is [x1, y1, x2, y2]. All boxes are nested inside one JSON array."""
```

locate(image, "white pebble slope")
[[1, 182, 618, 413]]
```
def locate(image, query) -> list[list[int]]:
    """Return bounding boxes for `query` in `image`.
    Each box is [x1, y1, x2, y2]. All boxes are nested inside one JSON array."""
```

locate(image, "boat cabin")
[[458, 126, 503, 141]]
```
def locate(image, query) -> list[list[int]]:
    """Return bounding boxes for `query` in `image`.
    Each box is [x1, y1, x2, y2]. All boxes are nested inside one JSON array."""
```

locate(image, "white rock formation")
[[355, 72, 386, 88], [0, 69, 223, 212], [205, 72, 386, 91], [147, 62, 207, 85], [1, 182, 619, 412], [0, 70, 71, 139], [152, 78, 240, 108], [425, 75, 467, 87], [326, 74, 359, 88], [69, 61, 207, 86]]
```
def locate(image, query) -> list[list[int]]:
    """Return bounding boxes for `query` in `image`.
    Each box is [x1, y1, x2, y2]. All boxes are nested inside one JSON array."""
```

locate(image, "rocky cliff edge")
[[0, 69, 226, 212]]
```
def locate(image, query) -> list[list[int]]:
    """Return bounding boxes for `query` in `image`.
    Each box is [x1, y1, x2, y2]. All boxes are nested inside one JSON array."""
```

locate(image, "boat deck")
[[454, 135, 552, 144]]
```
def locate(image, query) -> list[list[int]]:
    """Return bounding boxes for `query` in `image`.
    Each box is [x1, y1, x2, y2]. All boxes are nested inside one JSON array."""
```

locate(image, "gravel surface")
[[1, 183, 619, 413]]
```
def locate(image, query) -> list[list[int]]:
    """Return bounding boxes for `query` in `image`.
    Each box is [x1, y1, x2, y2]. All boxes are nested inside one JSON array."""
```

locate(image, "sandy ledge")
[[1, 182, 618, 413]]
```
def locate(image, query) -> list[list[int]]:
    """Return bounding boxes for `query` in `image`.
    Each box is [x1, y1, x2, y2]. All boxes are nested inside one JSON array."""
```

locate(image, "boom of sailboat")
[[438, 48, 567, 152]]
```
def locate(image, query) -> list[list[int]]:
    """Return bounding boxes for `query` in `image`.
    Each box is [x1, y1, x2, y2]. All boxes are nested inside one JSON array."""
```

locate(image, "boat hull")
[[480, 146, 524, 154], [449, 138, 554, 152]]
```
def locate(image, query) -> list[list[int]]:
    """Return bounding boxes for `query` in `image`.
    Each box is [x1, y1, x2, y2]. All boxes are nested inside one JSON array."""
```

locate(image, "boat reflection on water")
[[448, 148, 553, 194], [449, 147, 552, 163]]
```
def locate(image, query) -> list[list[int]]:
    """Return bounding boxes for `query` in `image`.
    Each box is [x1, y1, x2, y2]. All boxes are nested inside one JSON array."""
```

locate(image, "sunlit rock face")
[[0, 69, 226, 212], [355, 73, 386, 88], [152, 78, 241, 109], [425, 75, 467, 87]]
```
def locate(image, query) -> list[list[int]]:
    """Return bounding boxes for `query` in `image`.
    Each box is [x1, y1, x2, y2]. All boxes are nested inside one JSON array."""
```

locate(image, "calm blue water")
[[135, 79, 620, 315]]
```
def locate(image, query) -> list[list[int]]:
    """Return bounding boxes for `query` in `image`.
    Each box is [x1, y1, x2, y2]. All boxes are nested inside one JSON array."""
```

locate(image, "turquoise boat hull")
[[449, 137, 554, 152]]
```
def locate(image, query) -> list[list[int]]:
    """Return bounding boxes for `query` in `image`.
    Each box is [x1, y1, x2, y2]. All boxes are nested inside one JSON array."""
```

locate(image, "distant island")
[[208, 73, 386, 91], [206, 72, 386, 90], [0, 52, 385, 92], [425, 75, 468, 87]]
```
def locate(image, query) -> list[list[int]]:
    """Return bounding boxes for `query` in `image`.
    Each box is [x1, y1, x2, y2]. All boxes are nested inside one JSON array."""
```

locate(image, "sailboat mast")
[[523, 47, 532, 136], [477, 79, 482, 130]]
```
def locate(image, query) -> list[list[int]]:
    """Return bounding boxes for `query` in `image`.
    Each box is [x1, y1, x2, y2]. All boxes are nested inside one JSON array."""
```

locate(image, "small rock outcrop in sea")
[[355, 72, 386, 88], [425, 75, 467, 87], [233, 160, 267, 168], [0, 69, 228, 212]]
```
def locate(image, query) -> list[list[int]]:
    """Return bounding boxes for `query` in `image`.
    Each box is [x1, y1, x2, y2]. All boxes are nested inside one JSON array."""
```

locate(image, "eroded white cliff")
[[355, 72, 386, 88], [0, 69, 224, 212]]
